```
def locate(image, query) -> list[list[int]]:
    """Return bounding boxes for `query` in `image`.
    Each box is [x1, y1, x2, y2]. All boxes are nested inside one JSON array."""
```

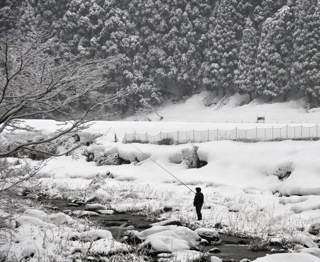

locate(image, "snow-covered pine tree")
[[255, 6, 294, 100], [235, 18, 259, 101], [292, 0, 320, 104]]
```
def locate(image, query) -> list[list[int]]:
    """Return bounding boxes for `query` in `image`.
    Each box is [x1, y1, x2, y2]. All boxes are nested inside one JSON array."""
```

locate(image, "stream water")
[[42, 199, 281, 262]]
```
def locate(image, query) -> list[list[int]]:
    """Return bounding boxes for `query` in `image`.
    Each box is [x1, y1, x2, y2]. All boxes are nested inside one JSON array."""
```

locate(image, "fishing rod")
[[130, 143, 196, 194]]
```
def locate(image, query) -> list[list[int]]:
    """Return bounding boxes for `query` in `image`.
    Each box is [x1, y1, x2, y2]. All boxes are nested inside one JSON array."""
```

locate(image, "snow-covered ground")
[[2, 92, 320, 262]]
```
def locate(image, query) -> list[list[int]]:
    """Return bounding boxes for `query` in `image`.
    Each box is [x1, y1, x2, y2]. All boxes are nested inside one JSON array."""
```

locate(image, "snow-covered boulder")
[[48, 212, 73, 225], [210, 257, 223, 262], [79, 229, 113, 242], [23, 209, 47, 220], [138, 225, 201, 253], [194, 228, 220, 242], [158, 250, 202, 262], [309, 221, 320, 235], [139, 230, 191, 253], [300, 247, 320, 258], [252, 253, 320, 262], [20, 246, 36, 260], [151, 219, 182, 227], [85, 203, 108, 212], [72, 210, 100, 217], [89, 238, 129, 255], [288, 232, 318, 248], [86, 188, 112, 203], [16, 215, 55, 228]]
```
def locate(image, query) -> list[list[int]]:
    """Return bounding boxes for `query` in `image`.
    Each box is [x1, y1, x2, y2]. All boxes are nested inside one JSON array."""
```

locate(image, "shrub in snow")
[[95, 153, 128, 166], [88, 174, 106, 189], [158, 137, 174, 145], [5, 141, 58, 160], [182, 145, 204, 168]]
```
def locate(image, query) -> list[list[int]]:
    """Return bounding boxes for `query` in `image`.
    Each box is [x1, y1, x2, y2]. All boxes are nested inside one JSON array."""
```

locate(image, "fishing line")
[[130, 143, 196, 194]]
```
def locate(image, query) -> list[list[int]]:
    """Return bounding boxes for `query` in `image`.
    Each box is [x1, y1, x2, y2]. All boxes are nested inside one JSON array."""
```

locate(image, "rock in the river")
[[194, 228, 220, 242], [72, 210, 100, 218], [85, 203, 108, 212], [210, 256, 223, 262], [151, 219, 182, 226]]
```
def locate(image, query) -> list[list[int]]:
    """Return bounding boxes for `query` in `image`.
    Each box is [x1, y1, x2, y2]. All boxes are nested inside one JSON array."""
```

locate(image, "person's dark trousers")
[[195, 204, 202, 220]]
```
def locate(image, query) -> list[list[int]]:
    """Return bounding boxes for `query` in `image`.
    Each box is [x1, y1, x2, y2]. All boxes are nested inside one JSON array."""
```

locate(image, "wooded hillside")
[[1, 0, 320, 115]]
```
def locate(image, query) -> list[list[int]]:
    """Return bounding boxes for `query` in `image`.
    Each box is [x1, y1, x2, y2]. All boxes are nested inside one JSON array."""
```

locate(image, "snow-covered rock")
[[210, 256, 223, 262], [309, 221, 320, 235], [194, 228, 220, 242], [158, 250, 203, 262], [252, 253, 320, 262], [300, 247, 320, 259], [289, 232, 318, 248], [86, 188, 112, 203], [72, 210, 100, 217], [151, 219, 182, 227], [85, 203, 108, 211], [79, 229, 113, 242], [89, 238, 129, 255], [138, 225, 201, 253]]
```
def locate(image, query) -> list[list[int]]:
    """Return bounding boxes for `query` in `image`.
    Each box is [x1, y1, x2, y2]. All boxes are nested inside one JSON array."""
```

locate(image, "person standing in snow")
[[193, 187, 204, 220]]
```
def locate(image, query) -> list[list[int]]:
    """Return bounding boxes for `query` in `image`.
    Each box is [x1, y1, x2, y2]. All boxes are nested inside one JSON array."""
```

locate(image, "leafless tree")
[[0, 34, 121, 158]]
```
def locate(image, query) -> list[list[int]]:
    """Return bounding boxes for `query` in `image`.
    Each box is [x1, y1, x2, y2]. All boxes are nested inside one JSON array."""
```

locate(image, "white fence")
[[123, 125, 320, 144]]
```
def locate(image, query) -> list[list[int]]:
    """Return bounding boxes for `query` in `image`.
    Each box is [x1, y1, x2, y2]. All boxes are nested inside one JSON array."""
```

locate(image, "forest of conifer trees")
[[1, 0, 320, 114]]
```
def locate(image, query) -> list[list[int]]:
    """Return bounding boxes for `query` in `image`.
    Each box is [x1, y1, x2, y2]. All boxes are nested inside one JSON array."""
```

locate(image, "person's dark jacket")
[[193, 192, 204, 206]]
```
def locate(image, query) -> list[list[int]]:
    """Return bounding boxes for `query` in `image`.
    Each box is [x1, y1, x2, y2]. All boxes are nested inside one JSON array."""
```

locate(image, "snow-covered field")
[[2, 93, 320, 262]]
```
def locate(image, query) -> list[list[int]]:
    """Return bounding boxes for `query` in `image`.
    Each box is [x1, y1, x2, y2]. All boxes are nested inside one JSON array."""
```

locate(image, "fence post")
[[177, 131, 179, 144], [256, 127, 258, 140], [208, 129, 210, 142], [193, 129, 195, 142], [160, 132, 162, 141], [301, 125, 303, 139], [235, 127, 238, 141], [272, 127, 274, 140], [146, 132, 148, 143], [217, 129, 219, 141], [264, 128, 266, 141], [286, 125, 288, 139], [317, 125, 319, 139]]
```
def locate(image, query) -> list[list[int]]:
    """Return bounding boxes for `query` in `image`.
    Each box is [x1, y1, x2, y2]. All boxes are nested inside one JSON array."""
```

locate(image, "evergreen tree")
[[292, 0, 320, 103], [255, 6, 294, 99], [202, 0, 239, 96], [234, 18, 259, 100]]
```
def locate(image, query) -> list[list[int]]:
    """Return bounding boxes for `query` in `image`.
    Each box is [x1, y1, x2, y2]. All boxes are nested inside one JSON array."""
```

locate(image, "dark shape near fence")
[[122, 125, 320, 144]]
